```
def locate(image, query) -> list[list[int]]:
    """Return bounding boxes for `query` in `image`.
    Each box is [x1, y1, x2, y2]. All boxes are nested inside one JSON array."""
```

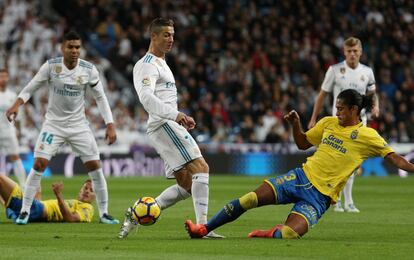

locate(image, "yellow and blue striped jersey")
[[41, 199, 94, 222], [303, 116, 393, 202]]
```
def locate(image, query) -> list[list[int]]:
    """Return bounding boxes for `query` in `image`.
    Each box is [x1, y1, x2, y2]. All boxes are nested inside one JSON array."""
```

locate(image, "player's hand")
[[284, 110, 300, 124], [184, 116, 196, 130], [105, 123, 117, 145], [356, 167, 363, 176], [6, 99, 24, 122], [371, 104, 379, 118], [176, 112, 196, 130], [5, 107, 18, 122], [175, 112, 188, 125], [52, 182, 64, 194], [307, 118, 316, 129]]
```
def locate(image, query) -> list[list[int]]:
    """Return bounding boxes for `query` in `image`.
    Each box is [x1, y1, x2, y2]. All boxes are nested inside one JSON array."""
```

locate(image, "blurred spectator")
[[0, 0, 413, 148]]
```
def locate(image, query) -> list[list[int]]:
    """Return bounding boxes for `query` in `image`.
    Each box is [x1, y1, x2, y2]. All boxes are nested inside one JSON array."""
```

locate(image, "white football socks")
[[88, 168, 108, 217], [344, 172, 356, 206], [155, 184, 190, 210], [191, 173, 209, 224], [12, 159, 27, 190], [20, 169, 43, 214]]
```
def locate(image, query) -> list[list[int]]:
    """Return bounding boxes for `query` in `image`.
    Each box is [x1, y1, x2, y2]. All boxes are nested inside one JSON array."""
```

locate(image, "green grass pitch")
[[1, 175, 414, 259]]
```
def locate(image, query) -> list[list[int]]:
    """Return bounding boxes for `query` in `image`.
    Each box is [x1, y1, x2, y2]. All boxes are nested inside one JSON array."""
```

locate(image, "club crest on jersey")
[[350, 130, 358, 140], [39, 143, 44, 150], [340, 67, 346, 74], [142, 77, 151, 87], [360, 75, 365, 82], [55, 66, 62, 74], [77, 76, 84, 85]]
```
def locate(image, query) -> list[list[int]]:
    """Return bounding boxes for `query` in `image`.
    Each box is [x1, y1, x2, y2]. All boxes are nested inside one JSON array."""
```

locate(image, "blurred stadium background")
[[0, 0, 413, 177]]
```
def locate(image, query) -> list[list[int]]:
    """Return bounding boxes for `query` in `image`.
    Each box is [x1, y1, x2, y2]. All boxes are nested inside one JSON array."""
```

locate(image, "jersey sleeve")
[[90, 80, 114, 124], [89, 65, 114, 124], [75, 202, 94, 222], [366, 68, 376, 92], [305, 117, 330, 146], [89, 65, 100, 86], [366, 130, 394, 158], [321, 66, 335, 93], [133, 63, 179, 121], [18, 62, 49, 103]]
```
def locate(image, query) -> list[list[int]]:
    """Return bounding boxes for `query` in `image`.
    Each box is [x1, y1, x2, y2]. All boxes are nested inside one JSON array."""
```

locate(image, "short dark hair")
[[63, 30, 81, 42], [337, 89, 374, 114], [149, 18, 174, 34]]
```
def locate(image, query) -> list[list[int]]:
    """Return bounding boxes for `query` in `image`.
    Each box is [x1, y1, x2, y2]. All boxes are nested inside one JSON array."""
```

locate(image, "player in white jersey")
[[0, 69, 27, 188], [118, 18, 222, 239], [6, 31, 119, 225], [308, 37, 379, 213]]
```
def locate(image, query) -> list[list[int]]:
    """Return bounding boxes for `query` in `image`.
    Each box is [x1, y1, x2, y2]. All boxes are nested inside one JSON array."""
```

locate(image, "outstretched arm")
[[6, 62, 50, 121], [284, 110, 313, 150], [52, 182, 81, 222], [385, 153, 414, 172], [308, 90, 328, 129], [367, 90, 379, 118]]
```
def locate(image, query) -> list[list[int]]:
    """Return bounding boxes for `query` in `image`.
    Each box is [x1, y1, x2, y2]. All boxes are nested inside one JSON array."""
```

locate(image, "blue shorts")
[[265, 168, 331, 227], [6, 186, 45, 222]]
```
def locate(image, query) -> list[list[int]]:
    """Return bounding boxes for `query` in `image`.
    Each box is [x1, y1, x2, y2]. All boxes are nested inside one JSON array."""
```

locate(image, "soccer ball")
[[131, 196, 161, 226]]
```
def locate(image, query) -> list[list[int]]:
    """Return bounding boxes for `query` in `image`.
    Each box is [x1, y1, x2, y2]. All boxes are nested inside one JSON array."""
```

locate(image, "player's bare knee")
[[33, 158, 48, 172], [8, 154, 19, 162], [198, 159, 209, 173], [285, 213, 309, 236], [174, 169, 192, 192], [84, 160, 101, 171], [254, 182, 276, 206], [188, 158, 209, 174]]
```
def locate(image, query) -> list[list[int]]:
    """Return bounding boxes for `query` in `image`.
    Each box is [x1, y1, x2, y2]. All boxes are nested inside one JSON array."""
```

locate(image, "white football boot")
[[344, 203, 360, 213], [333, 200, 345, 212], [118, 207, 139, 239], [203, 231, 225, 239]]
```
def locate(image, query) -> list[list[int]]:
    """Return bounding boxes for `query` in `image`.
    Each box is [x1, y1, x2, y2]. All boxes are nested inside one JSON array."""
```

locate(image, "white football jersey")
[[0, 89, 17, 135], [18, 57, 101, 125], [133, 53, 179, 133], [321, 61, 376, 117]]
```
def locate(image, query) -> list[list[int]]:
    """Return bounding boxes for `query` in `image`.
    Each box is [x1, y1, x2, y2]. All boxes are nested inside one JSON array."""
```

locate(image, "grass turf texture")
[[1, 175, 414, 259]]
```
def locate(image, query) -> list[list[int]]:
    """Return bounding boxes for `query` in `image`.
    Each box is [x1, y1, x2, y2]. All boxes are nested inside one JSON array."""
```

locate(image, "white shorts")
[[148, 121, 202, 178], [34, 121, 100, 163], [0, 131, 19, 155]]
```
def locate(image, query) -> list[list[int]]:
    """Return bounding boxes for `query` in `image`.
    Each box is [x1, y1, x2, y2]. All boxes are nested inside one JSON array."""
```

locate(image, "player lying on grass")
[[185, 89, 414, 239], [0, 174, 95, 223]]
